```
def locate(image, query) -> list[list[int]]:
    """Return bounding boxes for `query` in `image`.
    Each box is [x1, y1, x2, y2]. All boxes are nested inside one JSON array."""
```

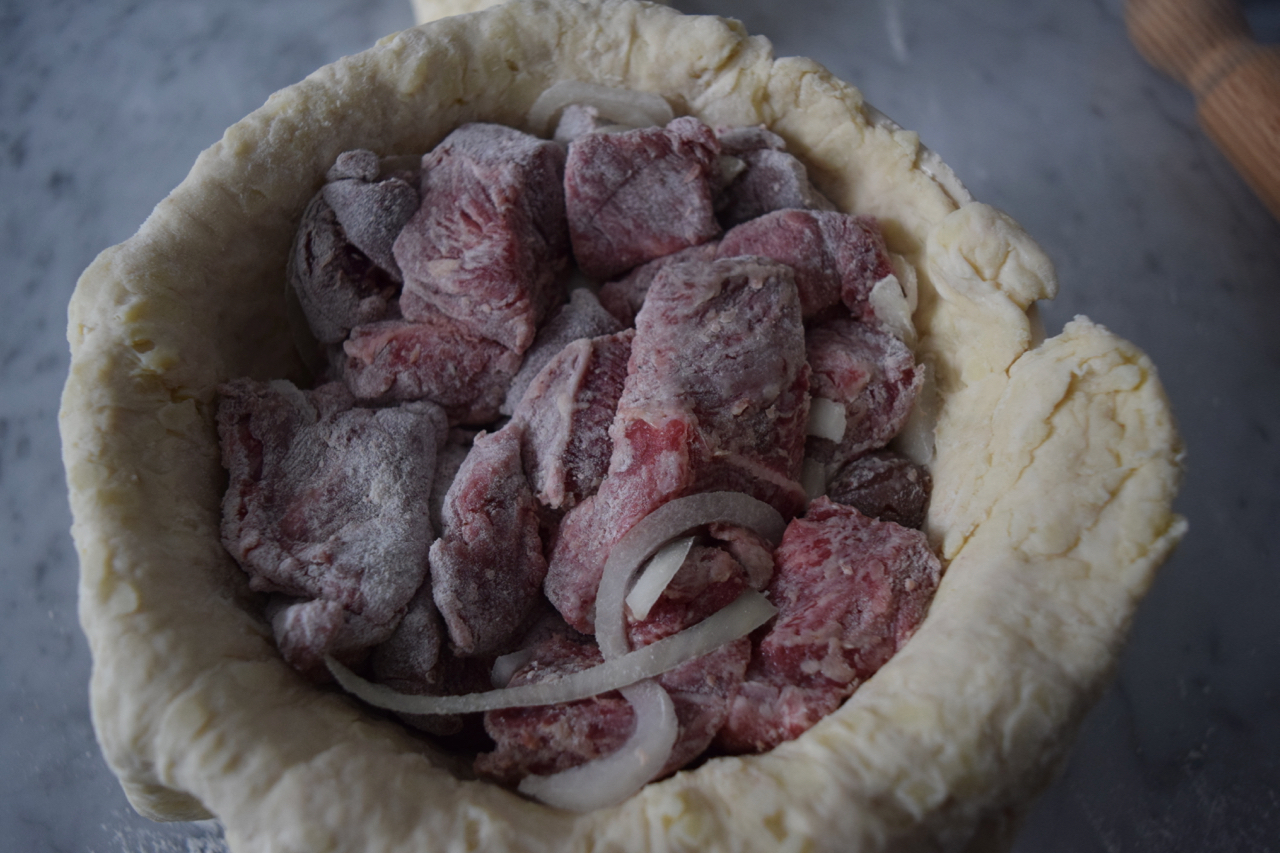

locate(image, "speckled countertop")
[[3, 1, 1278, 850]]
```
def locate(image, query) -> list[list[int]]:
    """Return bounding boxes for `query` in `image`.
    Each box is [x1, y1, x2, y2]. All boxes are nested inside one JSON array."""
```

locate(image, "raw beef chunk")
[[512, 329, 634, 510], [625, 544, 751, 648], [321, 149, 420, 279], [288, 193, 400, 344], [342, 313, 522, 424], [366, 583, 478, 736], [217, 379, 446, 672], [717, 209, 894, 320], [502, 288, 623, 416], [429, 423, 547, 656], [717, 498, 941, 752], [266, 596, 391, 680], [544, 257, 809, 632], [476, 633, 749, 785], [712, 128, 835, 227], [597, 242, 719, 327], [806, 317, 923, 466], [826, 450, 932, 529], [475, 635, 631, 785], [367, 582, 445, 694], [707, 522, 776, 589], [565, 116, 722, 280], [394, 123, 570, 352]]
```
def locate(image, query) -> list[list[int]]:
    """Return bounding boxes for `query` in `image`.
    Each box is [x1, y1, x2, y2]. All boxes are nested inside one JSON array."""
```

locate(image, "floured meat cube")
[[707, 522, 776, 589], [565, 116, 722, 280], [597, 242, 719, 328], [429, 423, 547, 656], [544, 256, 809, 631], [626, 544, 751, 648], [265, 596, 392, 680], [288, 193, 401, 345], [366, 585, 481, 736], [502, 288, 623, 416], [217, 379, 446, 677], [713, 126, 836, 227], [476, 633, 749, 786], [826, 450, 932, 529], [717, 498, 941, 753], [322, 149, 421, 280], [512, 329, 634, 510], [342, 313, 522, 424], [394, 123, 570, 352], [806, 316, 923, 466], [717, 209, 894, 320]]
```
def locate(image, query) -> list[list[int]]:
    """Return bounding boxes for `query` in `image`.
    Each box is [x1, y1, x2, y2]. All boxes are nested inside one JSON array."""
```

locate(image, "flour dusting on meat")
[[215, 110, 945, 796]]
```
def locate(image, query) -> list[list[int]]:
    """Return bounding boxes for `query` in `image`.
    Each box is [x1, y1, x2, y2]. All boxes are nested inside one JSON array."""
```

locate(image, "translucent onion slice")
[[517, 680, 677, 813], [594, 492, 787, 659], [325, 590, 776, 715], [527, 81, 674, 137], [807, 397, 847, 442], [490, 647, 536, 689], [624, 535, 696, 622]]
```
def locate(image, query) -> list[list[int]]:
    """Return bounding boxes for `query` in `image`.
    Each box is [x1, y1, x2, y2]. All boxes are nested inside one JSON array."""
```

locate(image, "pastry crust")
[[59, 1, 1185, 851]]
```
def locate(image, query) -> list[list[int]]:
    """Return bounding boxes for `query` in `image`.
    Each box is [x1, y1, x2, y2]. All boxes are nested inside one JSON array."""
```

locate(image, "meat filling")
[[216, 109, 943, 795]]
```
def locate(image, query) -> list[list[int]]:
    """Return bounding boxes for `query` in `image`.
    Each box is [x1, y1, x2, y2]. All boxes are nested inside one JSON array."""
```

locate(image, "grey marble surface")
[[3, 0, 1278, 850]]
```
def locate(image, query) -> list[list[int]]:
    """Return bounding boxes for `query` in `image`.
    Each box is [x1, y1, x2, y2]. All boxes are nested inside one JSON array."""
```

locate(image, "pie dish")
[[59, 1, 1186, 850]]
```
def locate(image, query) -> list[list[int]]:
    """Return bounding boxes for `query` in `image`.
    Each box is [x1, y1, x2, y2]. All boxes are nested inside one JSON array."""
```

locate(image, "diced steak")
[[476, 633, 749, 786], [717, 148, 836, 228], [502, 288, 623, 416], [367, 582, 445, 693], [217, 379, 446, 670], [512, 329, 634, 510], [428, 436, 472, 537], [394, 123, 570, 352], [265, 596, 393, 682], [707, 522, 776, 589], [429, 423, 547, 656], [826, 450, 932, 529], [321, 149, 420, 279], [288, 193, 400, 344], [717, 209, 894, 320], [806, 317, 923, 466], [544, 257, 809, 632], [365, 583, 481, 736], [565, 116, 722, 280], [342, 313, 522, 424], [597, 242, 719, 328], [625, 544, 750, 648], [716, 498, 941, 752]]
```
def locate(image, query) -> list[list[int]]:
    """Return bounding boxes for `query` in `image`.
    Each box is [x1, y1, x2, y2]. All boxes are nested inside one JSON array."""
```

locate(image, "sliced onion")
[[527, 81, 674, 137], [517, 680, 677, 813], [325, 590, 776, 715], [490, 647, 536, 689], [594, 492, 786, 659], [806, 397, 848, 442], [625, 535, 696, 621]]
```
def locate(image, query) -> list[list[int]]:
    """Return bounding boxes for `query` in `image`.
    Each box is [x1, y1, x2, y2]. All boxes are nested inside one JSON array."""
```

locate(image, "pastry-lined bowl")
[[60, 1, 1185, 850]]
